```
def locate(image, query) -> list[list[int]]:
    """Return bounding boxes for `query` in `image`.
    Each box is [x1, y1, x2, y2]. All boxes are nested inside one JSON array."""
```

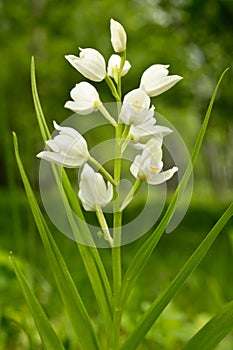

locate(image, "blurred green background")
[[0, 0, 233, 349]]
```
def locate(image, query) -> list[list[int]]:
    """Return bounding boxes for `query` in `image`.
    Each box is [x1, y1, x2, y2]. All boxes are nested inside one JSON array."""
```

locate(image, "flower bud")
[[107, 54, 131, 79], [110, 19, 127, 53]]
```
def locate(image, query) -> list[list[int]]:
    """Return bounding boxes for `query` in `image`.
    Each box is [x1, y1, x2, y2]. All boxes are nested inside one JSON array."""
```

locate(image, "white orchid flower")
[[37, 121, 89, 168], [119, 88, 153, 126], [130, 138, 178, 185], [78, 164, 113, 211], [64, 82, 102, 115], [129, 117, 172, 143], [65, 48, 106, 82], [140, 64, 183, 97], [110, 18, 127, 53], [107, 54, 131, 79]]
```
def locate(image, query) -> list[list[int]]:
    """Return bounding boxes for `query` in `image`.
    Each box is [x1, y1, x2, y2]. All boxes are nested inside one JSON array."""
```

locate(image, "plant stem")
[[112, 120, 123, 349], [96, 206, 113, 247], [120, 179, 142, 212], [98, 103, 117, 127], [105, 74, 121, 102], [89, 156, 116, 185]]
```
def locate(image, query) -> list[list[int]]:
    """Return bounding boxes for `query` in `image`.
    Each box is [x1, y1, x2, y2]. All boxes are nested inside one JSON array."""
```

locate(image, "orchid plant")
[[11, 18, 232, 350]]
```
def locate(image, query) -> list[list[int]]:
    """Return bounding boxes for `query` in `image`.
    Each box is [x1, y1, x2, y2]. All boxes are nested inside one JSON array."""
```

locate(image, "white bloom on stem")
[[107, 54, 131, 78], [37, 121, 89, 168], [64, 82, 102, 115], [140, 64, 183, 97], [129, 117, 172, 143], [78, 164, 113, 211], [120, 88, 153, 126], [65, 48, 106, 82], [130, 138, 178, 185], [110, 18, 127, 53]]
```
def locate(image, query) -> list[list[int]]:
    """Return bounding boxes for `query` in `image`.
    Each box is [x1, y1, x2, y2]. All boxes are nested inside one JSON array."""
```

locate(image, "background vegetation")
[[0, 0, 233, 349]]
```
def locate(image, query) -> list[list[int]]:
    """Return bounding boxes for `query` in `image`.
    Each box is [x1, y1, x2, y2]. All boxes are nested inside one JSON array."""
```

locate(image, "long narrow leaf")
[[119, 68, 229, 310], [182, 300, 233, 350], [10, 254, 65, 350], [13, 133, 101, 350], [31, 57, 50, 141], [121, 202, 233, 350]]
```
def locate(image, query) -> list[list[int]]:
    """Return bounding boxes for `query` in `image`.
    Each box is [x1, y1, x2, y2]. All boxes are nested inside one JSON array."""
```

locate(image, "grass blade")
[[10, 254, 65, 350], [119, 68, 230, 310], [13, 132, 101, 350], [121, 202, 233, 350], [31, 57, 50, 141], [182, 300, 233, 350]]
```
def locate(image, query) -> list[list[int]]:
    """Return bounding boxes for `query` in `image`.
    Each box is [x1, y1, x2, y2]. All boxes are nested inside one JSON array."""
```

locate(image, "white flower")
[[129, 117, 172, 143], [78, 164, 113, 211], [140, 64, 183, 97], [120, 88, 153, 126], [37, 121, 89, 168], [65, 48, 106, 82], [110, 18, 127, 53], [64, 82, 102, 115], [130, 139, 178, 185], [107, 54, 131, 79]]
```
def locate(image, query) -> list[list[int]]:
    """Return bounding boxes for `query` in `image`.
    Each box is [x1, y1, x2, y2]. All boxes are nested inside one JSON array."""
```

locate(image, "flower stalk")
[[89, 155, 116, 185], [96, 206, 113, 247]]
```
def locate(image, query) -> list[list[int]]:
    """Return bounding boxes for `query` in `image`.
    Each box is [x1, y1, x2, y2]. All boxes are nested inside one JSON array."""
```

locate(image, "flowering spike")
[[107, 54, 131, 81]]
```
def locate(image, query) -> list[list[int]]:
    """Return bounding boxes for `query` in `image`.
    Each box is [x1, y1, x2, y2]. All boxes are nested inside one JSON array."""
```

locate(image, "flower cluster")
[[37, 19, 182, 245]]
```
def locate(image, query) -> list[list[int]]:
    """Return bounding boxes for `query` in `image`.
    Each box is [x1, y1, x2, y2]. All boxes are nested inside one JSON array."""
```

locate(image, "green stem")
[[98, 103, 117, 127], [120, 179, 142, 212], [89, 156, 116, 185], [117, 51, 126, 100], [105, 74, 121, 102], [112, 121, 123, 349], [96, 206, 113, 247]]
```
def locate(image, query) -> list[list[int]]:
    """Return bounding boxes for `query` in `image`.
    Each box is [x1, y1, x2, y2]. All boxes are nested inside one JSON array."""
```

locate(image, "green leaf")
[[31, 57, 50, 141], [10, 254, 65, 350], [121, 202, 233, 350], [13, 133, 101, 350], [118, 68, 230, 311], [182, 300, 233, 350]]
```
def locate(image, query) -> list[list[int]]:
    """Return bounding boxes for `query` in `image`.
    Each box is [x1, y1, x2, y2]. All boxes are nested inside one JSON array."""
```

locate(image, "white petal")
[[123, 88, 150, 110], [65, 55, 80, 70], [145, 75, 183, 97], [70, 82, 100, 101], [53, 121, 82, 139], [36, 151, 85, 167], [64, 101, 95, 115], [107, 54, 131, 77], [140, 64, 170, 87], [46, 140, 60, 152], [148, 166, 178, 185]]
